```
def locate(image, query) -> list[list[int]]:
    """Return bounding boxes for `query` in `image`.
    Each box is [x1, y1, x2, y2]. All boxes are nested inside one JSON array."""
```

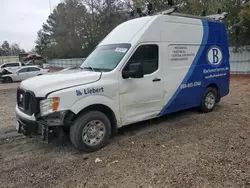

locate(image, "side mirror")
[[122, 62, 143, 79]]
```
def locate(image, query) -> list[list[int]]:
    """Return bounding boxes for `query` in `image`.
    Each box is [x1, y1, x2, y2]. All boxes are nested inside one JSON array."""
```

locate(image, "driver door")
[[119, 44, 163, 125]]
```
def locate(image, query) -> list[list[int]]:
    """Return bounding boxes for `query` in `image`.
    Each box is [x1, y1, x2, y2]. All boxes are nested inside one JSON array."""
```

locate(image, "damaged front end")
[[16, 87, 75, 142], [16, 110, 75, 143], [0, 69, 12, 82], [1, 69, 12, 76]]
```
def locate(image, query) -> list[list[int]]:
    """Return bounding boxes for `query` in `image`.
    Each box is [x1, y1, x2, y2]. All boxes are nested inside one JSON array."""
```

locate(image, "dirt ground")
[[0, 77, 250, 188]]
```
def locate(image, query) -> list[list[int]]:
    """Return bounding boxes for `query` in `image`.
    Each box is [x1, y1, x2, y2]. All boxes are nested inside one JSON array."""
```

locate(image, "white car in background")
[[1, 66, 49, 83], [0, 62, 22, 73]]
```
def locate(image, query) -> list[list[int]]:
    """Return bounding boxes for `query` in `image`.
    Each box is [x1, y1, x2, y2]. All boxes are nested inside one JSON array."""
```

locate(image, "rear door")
[[28, 67, 41, 77], [16, 67, 29, 81]]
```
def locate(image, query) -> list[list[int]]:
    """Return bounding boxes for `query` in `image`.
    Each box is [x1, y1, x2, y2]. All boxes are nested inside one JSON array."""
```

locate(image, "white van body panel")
[[47, 72, 122, 126], [118, 42, 163, 125], [110, 16, 203, 125], [20, 70, 101, 97]]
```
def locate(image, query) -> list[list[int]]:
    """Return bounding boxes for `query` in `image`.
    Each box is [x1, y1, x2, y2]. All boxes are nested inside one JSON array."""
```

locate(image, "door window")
[[12, 63, 20, 66], [18, 68, 29, 73], [4, 64, 12, 68], [29, 67, 40, 72], [124, 45, 159, 75]]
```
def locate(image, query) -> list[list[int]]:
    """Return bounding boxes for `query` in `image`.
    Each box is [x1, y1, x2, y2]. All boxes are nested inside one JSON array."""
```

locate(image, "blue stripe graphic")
[[159, 20, 209, 115]]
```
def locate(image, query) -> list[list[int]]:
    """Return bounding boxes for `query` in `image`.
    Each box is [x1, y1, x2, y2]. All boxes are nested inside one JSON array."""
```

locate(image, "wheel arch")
[[3, 76, 13, 83], [205, 83, 220, 102], [73, 104, 117, 137]]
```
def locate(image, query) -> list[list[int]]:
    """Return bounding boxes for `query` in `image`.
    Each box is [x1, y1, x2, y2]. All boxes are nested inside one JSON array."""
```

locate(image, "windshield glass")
[[80, 43, 131, 71]]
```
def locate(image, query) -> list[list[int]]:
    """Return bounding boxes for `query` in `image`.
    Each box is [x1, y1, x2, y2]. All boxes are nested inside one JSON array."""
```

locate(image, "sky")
[[0, 0, 61, 51]]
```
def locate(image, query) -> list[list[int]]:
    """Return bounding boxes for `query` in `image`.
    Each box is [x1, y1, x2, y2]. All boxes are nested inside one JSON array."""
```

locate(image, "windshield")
[[80, 43, 131, 71]]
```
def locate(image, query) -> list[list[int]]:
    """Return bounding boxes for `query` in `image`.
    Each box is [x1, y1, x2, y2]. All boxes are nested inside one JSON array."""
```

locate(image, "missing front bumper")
[[16, 115, 54, 143], [16, 110, 74, 143]]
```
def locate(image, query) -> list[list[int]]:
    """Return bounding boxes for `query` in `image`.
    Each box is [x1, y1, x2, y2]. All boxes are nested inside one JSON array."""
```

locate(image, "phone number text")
[[180, 81, 202, 89]]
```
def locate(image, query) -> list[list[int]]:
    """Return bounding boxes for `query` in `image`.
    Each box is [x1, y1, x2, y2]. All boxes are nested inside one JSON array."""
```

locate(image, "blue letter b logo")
[[212, 49, 219, 64], [208, 46, 222, 66]]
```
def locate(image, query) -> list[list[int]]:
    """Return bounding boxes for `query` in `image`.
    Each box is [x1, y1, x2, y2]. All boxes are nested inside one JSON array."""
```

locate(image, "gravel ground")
[[0, 82, 19, 90], [0, 88, 17, 136], [0, 76, 250, 188]]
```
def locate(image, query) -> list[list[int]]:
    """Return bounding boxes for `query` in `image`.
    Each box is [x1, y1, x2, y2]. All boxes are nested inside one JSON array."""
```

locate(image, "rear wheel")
[[200, 87, 217, 113], [4, 77, 13, 83], [70, 111, 111, 152]]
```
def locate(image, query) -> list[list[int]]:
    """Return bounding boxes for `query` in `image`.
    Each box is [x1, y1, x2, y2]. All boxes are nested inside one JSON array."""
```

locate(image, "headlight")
[[40, 97, 60, 116]]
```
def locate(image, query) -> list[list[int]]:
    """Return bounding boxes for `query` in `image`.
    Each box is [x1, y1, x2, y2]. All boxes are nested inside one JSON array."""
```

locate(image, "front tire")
[[70, 111, 111, 152], [200, 87, 217, 113], [4, 77, 13, 83]]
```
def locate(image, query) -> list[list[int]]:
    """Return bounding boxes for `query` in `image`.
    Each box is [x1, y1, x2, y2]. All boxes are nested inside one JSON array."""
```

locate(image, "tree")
[[1, 41, 11, 56], [0, 41, 25, 56], [35, 0, 250, 59], [35, 28, 52, 56], [10, 43, 25, 55], [29, 48, 38, 54], [83, 0, 129, 48], [36, 0, 91, 58], [0, 47, 3, 56], [237, 2, 250, 46], [35, 0, 129, 59]]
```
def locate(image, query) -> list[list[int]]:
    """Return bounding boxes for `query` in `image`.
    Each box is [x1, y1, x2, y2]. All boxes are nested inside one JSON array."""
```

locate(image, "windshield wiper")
[[83, 66, 96, 71], [83, 67, 104, 72]]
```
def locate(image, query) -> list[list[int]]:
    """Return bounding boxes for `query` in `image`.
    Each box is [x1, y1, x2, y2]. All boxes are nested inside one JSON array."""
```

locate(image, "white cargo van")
[[16, 13, 230, 152]]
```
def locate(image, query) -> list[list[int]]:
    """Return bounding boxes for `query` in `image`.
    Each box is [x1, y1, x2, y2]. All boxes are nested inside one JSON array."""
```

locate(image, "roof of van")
[[98, 16, 154, 46], [98, 14, 223, 46]]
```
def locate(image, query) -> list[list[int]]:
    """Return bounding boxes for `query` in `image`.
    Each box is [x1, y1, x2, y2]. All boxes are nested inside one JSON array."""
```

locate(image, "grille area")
[[17, 88, 38, 115]]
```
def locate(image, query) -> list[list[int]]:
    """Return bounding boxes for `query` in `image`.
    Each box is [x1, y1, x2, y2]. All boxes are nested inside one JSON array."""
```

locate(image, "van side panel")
[[207, 22, 230, 98], [159, 20, 230, 115]]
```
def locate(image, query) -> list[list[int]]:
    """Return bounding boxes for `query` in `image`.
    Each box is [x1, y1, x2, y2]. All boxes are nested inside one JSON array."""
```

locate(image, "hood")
[[4, 67, 15, 72], [1, 68, 14, 75], [20, 69, 102, 97]]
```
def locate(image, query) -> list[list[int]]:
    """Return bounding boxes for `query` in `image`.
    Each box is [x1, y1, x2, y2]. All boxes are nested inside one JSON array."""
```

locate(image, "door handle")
[[152, 78, 161, 82]]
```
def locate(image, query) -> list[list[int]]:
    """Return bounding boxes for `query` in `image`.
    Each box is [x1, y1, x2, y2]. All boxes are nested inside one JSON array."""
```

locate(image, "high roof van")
[[16, 13, 230, 152]]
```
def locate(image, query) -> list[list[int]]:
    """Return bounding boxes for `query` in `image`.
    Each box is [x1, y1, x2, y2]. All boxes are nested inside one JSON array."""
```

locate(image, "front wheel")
[[70, 111, 111, 152], [3, 77, 13, 83], [200, 87, 217, 113]]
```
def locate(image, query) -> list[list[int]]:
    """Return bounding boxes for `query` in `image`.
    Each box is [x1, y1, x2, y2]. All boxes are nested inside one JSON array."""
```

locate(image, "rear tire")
[[200, 87, 217, 113], [70, 111, 111, 152], [4, 77, 13, 83]]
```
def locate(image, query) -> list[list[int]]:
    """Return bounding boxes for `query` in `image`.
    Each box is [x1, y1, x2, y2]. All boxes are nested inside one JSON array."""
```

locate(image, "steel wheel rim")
[[82, 120, 106, 146], [205, 92, 215, 109]]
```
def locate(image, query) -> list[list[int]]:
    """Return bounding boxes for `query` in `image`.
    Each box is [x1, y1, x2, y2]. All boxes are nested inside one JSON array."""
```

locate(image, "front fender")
[[70, 95, 121, 126]]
